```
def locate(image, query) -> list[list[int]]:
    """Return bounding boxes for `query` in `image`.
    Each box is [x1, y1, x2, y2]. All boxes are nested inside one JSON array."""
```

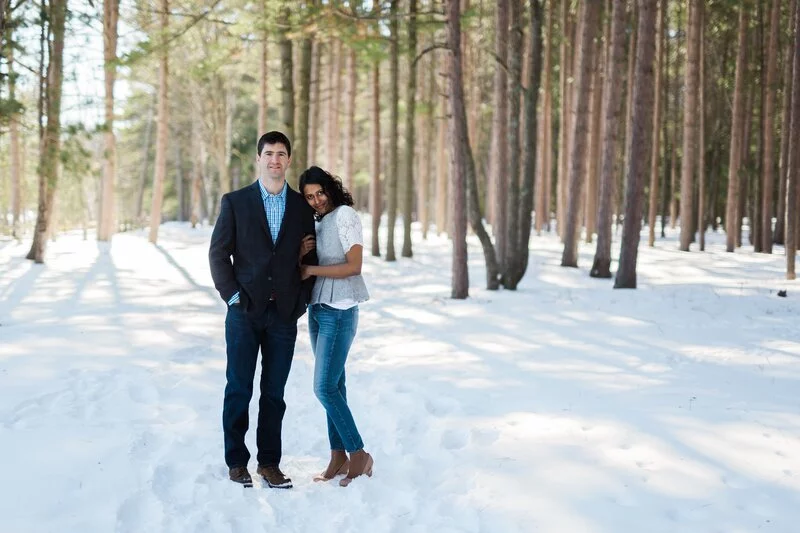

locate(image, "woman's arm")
[[301, 244, 362, 280]]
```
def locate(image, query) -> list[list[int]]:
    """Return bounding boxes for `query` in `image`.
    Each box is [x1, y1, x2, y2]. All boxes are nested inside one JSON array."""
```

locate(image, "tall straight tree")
[[697, 2, 707, 251], [584, 31, 603, 244], [614, 0, 657, 289], [148, 0, 169, 245], [294, 19, 313, 177], [279, 2, 294, 183], [679, 0, 700, 251], [646, 0, 665, 248], [343, 47, 356, 192], [561, 0, 602, 267], [9, 40, 21, 238], [385, 0, 399, 261], [557, 0, 573, 235], [776, 0, 797, 245], [325, 40, 341, 170], [446, 0, 469, 299], [435, 68, 448, 236], [725, 5, 749, 252], [27, 0, 67, 262], [97, 0, 119, 241], [257, 0, 268, 138], [590, 0, 626, 278], [503, 0, 523, 281], [490, 0, 509, 265], [786, 0, 800, 280], [535, 0, 554, 234], [401, 0, 417, 258], [308, 41, 322, 165], [760, 0, 780, 253], [504, 0, 543, 289], [370, 63, 381, 257], [418, 47, 436, 239]]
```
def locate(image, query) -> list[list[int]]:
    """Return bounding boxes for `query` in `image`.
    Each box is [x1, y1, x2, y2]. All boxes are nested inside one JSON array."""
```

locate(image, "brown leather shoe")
[[257, 464, 293, 489], [229, 466, 253, 487], [313, 450, 350, 482], [339, 450, 373, 487]]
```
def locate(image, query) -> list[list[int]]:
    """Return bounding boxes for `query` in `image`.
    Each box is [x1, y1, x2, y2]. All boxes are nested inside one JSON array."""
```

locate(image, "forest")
[[1, 0, 799, 297]]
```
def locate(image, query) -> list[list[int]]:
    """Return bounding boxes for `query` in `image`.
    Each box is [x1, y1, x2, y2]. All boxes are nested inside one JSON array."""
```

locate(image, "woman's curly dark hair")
[[298, 166, 354, 213]]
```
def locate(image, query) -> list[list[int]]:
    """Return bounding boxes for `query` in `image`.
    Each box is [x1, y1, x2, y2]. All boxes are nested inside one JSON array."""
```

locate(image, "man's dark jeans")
[[223, 301, 297, 468]]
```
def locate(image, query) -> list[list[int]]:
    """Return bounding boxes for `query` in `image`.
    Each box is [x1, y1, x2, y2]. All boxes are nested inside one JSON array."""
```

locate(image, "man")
[[209, 131, 316, 488]]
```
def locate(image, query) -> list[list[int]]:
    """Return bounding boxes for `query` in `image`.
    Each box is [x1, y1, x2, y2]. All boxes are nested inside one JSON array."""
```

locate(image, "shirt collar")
[[258, 179, 287, 200]]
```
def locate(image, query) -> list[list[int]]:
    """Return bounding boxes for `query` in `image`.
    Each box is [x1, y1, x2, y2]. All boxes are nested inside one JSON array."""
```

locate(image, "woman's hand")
[[300, 264, 314, 280], [299, 234, 316, 260]]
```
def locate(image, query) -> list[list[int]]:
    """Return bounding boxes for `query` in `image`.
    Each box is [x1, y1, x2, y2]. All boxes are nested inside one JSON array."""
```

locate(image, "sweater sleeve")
[[335, 206, 364, 253]]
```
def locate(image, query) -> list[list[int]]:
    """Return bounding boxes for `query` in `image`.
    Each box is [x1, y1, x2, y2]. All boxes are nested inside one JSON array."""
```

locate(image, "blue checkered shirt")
[[227, 180, 287, 307]]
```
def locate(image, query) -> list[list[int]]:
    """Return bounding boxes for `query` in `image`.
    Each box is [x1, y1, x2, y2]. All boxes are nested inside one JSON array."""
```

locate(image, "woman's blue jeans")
[[308, 303, 364, 452]]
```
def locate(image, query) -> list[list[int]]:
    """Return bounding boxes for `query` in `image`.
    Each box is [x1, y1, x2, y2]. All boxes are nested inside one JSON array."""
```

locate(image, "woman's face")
[[303, 183, 331, 215]]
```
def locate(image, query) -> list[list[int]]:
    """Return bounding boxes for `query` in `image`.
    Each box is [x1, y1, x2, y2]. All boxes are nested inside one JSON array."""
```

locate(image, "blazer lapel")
[[250, 181, 274, 249]]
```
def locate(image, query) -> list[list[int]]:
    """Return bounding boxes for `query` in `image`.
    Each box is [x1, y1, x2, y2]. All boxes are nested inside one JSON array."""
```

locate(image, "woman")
[[298, 166, 373, 487]]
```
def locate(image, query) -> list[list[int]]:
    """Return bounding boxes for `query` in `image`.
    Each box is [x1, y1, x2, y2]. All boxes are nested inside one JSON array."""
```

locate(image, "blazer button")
[[268, 276, 272, 281]]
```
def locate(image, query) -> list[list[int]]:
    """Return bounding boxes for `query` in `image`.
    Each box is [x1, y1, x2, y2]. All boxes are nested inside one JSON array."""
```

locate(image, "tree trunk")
[[679, 0, 700, 251], [309, 41, 322, 165], [503, 0, 523, 281], [776, 0, 798, 245], [135, 99, 154, 221], [446, 0, 469, 299], [505, 0, 543, 289], [279, 6, 294, 183], [9, 43, 21, 238], [490, 0, 509, 266], [622, 1, 638, 229], [147, 0, 169, 245], [697, 2, 707, 251], [535, 0, 554, 234], [343, 47, 356, 192], [590, 0, 626, 278], [760, 0, 780, 252], [401, 0, 418, 258], [97, 0, 119, 240], [557, 0, 572, 236], [738, 66, 755, 248], [614, 0, 657, 289], [385, 0, 399, 262], [190, 91, 202, 228], [659, 16, 670, 241], [325, 39, 341, 170], [211, 76, 231, 204], [560, 0, 602, 267], [647, 0, 665, 247], [370, 63, 381, 257], [436, 65, 449, 236], [725, 5, 749, 252], [258, 7, 268, 138], [27, 0, 67, 262], [669, 2, 680, 230], [584, 33, 603, 244], [419, 51, 435, 239], [294, 34, 313, 177], [786, 0, 800, 279]]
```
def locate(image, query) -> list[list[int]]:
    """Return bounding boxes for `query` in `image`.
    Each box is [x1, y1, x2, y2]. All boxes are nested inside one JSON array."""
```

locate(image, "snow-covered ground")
[[1, 219, 799, 533]]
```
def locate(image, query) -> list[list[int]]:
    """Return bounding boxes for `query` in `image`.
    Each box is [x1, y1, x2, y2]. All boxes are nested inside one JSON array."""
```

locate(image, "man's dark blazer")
[[209, 180, 317, 322]]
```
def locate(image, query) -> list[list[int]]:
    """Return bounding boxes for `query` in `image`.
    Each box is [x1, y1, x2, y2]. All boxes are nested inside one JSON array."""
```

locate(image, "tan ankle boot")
[[339, 450, 373, 487], [313, 450, 349, 482]]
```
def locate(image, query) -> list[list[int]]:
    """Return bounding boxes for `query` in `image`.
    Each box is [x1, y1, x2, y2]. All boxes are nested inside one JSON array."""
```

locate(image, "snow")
[[1, 220, 799, 533]]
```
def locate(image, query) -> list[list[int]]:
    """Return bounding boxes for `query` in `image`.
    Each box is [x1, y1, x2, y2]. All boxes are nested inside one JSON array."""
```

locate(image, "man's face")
[[257, 142, 291, 181]]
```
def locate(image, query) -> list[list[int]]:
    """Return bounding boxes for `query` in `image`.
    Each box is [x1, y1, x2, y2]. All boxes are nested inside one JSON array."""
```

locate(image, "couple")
[[208, 131, 373, 489]]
